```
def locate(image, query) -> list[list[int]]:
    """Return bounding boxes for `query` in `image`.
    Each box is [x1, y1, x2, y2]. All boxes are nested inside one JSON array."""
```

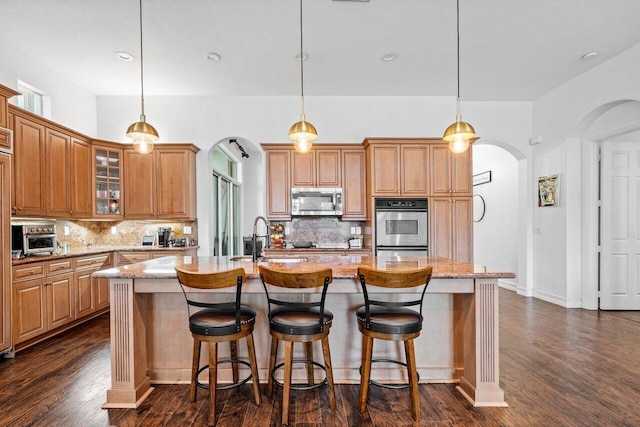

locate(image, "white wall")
[[532, 42, 640, 307], [472, 145, 519, 288], [96, 96, 532, 256], [0, 44, 97, 135]]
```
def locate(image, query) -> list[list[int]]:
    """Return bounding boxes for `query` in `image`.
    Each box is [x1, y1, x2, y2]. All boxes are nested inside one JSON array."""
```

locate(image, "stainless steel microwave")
[[291, 187, 343, 216]]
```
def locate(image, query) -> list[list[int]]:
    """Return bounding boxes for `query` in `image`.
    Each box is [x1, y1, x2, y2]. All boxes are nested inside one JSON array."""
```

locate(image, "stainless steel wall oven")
[[375, 198, 428, 257]]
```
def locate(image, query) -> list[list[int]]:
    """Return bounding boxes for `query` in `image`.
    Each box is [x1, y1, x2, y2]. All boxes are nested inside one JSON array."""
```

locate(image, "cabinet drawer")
[[75, 254, 111, 269], [118, 252, 151, 265], [13, 263, 46, 282], [47, 260, 73, 275]]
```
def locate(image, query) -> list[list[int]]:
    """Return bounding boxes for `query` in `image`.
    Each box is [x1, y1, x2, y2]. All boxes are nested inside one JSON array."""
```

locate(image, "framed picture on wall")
[[538, 174, 559, 207]]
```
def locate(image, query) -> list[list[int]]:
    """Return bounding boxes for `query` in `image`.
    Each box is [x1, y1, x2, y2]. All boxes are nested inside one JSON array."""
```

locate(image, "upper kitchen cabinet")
[[92, 141, 124, 219], [292, 149, 341, 187], [44, 128, 91, 218], [431, 144, 472, 197], [342, 148, 367, 220], [363, 138, 431, 197], [11, 111, 46, 216], [264, 148, 291, 220], [123, 144, 199, 220], [10, 106, 91, 218], [0, 84, 19, 152]]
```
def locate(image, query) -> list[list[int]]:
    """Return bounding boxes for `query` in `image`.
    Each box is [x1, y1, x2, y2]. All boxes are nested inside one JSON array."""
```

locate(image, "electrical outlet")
[[111, 226, 117, 235], [184, 226, 192, 235], [64, 226, 70, 236]]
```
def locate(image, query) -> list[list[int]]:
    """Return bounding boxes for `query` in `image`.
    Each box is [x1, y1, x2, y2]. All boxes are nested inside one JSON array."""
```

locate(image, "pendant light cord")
[[456, 0, 461, 116], [139, 0, 146, 118], [299, 0, 305, 115]]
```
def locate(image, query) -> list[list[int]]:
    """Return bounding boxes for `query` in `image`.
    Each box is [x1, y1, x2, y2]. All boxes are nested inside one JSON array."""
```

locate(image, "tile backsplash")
[[53, 220, 198, 248], [277, 217, 362, 244]]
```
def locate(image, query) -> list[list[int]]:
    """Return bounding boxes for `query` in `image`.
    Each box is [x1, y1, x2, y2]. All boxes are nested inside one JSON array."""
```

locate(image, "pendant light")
[[288, 0, 317, 154], [442, 0, 478, 154], [126, 0, 158, 154]]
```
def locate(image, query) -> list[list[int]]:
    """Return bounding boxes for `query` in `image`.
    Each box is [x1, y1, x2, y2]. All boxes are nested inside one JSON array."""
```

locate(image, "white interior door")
[[600, 141, 640, 309]]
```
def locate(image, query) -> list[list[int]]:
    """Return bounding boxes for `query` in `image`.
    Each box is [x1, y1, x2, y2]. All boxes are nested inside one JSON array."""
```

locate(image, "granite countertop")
[[12, 245, 199, 266], [264, 247, 371, 253], [92, 254, 516, 281]]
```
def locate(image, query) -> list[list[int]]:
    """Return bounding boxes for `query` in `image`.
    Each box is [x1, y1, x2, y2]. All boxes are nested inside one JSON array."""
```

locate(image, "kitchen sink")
[[260, 257, 309, 263]]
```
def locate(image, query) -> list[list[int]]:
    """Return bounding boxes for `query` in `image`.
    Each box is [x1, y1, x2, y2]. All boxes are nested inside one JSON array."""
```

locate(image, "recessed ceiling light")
[[207, 52, 222, 61], [295, 52, 309, 61], [381, 53, 396, 62], [116, 51, 134, 61], [581, 51, 599, 61]]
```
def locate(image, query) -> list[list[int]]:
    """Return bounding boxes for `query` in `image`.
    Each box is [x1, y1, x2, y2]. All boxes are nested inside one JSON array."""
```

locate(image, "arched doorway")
[[472, 142, 530, 295]]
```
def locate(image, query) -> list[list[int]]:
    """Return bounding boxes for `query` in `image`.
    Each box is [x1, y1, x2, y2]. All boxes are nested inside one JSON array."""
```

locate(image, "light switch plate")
[[111, 226, 117, 235], [64, 226, 70, 236], [184, 226, 192, 235]]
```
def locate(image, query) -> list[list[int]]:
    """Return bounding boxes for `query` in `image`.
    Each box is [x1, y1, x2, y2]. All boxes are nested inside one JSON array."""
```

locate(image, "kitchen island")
[[94, 255, 514, 409]]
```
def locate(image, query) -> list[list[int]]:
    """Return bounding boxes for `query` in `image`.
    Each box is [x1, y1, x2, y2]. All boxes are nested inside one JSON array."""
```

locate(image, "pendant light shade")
[[289, 0, 317, 153], [127, 0, 158, 154], [442, 0, 478, 153]]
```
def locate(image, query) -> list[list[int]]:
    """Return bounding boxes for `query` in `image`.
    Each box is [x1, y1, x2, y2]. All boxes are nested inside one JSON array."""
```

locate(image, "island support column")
[[103, 278, 154, 408], [457, 278, 507, 407]]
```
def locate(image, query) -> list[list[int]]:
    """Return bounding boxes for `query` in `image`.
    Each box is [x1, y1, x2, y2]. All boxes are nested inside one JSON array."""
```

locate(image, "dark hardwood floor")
[[1, 289, 640, 426]]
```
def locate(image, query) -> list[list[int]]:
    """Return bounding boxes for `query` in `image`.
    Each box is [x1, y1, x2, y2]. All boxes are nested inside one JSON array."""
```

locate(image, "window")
[[16, 80, 45, 116]]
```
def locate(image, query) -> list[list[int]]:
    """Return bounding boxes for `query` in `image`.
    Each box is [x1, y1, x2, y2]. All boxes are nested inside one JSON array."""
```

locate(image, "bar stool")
[[258, 265, 336, 425], [356, 265, 433, 421], [175, 267, 261, 426]]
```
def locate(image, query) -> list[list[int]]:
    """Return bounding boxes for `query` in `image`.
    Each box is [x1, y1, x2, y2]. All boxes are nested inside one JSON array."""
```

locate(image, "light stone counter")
[[96, 255, 514, 409]]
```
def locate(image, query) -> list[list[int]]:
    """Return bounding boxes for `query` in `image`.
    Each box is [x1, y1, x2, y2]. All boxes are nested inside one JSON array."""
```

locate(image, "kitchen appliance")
[[243, 236, 262, 256], [375, 198, 428, 257], [157, 227, 173, 247], [11, 223, 57, 256], [291, 187, 343, 216]]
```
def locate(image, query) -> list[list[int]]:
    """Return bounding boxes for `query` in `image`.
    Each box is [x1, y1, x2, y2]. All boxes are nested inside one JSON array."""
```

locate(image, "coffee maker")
[[157, 227, 173, 247]]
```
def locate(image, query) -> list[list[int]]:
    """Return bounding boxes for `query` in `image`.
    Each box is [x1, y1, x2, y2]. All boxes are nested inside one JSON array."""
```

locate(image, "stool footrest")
[[363, 358, 420, 390], [271, 359, 328, 391], [196, 359, 255, 391]]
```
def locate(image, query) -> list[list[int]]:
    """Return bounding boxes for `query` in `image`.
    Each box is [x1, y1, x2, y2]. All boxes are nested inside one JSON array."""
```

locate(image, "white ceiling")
[[2, 0, 640, 101]]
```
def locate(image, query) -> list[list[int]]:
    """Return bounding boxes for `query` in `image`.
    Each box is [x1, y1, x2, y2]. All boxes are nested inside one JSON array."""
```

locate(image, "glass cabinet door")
[[94, 146, 123, 218]]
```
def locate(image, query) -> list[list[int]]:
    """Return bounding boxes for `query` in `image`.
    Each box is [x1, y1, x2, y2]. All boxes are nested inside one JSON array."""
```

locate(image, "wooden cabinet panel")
[[0, 85, 19, 135], [429, 197, 473, 263], [342, 149, 367, 219], [370, 144, 400, 195], [75, 270, 94, 318], [316, 149, 341, 187], [74, 253, 112, 317], [292, 151, 315, 187], [12, 114, 46, 216], [70, 137, 92, 218], [401, 145, 429, 195], [47, 272, 74, 330], [123, 149, 154, 218], [431, 145, 472, 197], [266, 150, 291, 220], [44, 128, 70, 217], [124, 146, 197, 220], [0, 127, 11, 153], [13, 278, 46, 344], [0, 154, 11, 353], [156, 148, 196, 219]]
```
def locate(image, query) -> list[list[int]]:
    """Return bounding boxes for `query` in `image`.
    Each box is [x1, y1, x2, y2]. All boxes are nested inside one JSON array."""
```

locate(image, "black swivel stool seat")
[[356, 265, 433, 421], [175, 267, 261, 426], [259, 264, 336, 426]]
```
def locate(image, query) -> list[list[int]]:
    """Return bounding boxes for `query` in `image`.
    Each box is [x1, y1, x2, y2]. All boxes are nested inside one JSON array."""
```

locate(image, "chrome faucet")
[[252, 216, 271, 261]]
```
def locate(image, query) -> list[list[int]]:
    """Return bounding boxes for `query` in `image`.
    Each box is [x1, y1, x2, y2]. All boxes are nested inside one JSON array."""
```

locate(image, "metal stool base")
[[271, 359, 328, 391], [362, 358, 421, 390], [196, 358, 254, 391]]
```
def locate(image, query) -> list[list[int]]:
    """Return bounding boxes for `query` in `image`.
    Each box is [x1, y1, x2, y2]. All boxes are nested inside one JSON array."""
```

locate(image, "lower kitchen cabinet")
[[118, 249, 197, 265], [73, 253, 112, 318], [12, 261, 75, 345]]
